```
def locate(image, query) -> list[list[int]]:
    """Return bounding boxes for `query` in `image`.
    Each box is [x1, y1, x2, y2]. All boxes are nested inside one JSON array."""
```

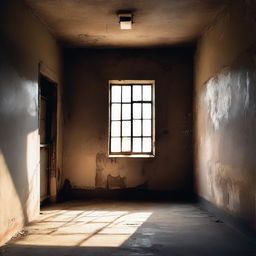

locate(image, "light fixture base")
[[118, 12, 133, 30]]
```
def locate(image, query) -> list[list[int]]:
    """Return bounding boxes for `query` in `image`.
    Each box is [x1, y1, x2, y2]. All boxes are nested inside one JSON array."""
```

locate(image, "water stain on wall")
[[204, 50, 256, 130], [64, 48, 194, 191], [207, 162, 240, 212], [95, 152, 108, 188], [95, 152, 126, 189], [198, 46, 256, 228], [204, 70, 232, 130], [107, 174, 126, 190]]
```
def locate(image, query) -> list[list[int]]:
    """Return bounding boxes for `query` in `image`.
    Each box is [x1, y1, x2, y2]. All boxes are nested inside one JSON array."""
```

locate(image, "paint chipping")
[[107, 174, 126, 190], [95, 153, 107, 188], [204, 66, 252, 130], [204, 71, 232, 130]]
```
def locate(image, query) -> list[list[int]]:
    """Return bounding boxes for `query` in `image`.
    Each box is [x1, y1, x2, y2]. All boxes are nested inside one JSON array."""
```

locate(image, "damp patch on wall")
[[204, 50, 256, 130], [207, 162, 241, 212], [204, 71, 232, 130], [107, 174, 126, 190]]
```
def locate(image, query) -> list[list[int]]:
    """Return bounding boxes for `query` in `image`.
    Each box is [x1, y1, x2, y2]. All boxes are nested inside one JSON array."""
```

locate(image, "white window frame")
[[108, 80, 155, 158]]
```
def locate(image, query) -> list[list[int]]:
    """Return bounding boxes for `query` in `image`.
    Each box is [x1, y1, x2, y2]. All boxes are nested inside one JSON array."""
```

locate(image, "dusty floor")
[[1, 200, 255, 256]]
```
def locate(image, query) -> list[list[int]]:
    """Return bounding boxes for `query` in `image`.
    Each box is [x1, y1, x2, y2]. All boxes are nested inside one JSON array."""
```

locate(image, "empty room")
[[0, 0, 255, 255]]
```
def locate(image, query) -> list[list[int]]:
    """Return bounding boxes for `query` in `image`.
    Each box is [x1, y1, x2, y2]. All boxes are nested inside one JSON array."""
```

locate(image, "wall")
[[194, 1, 256, 231], [0, 1, 62, 245], [63, 48, 194, 194]]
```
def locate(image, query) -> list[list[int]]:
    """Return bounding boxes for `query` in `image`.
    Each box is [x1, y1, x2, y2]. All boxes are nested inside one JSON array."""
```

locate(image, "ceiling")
[[25, 0, 227, 48]]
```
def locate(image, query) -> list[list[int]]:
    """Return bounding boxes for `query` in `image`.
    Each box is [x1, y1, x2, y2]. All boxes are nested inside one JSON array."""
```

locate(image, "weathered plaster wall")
[[63, 48, 194, 193], [194, 1, 256, 231], [0, 1, 62, 245]]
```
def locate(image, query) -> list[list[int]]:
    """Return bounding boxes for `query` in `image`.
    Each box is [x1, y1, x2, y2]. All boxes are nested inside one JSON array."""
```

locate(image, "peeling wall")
[[63, 48, 194, 193], [0, 1, 62, 245], [194, 1, 256, 231]]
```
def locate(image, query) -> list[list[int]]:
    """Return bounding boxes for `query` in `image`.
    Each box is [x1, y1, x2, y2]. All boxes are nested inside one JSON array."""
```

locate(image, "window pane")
[[133, 138, 141, 152], [143, 103, 151, 119], [133, 120, 141, 136], [111, 104, 121, 120], [122, 121, 131, 136], [143, 86, 151, 101], [111, 86, 121, 102], [122, 86, 131, 102], [110, 82, 154, 156], [122, 104, 131, 120], [143, 138, 151, 152], [133, 103, 141, 119], [111, 138, 121, 152], [133, 85, 141, 101], [143, 120, 151, 136], [122, 137, 131, 152], [111, 121, 120, 136]]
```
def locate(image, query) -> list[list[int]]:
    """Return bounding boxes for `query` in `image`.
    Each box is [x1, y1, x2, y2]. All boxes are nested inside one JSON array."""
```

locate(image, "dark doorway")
[[39, 74, 57, 205]]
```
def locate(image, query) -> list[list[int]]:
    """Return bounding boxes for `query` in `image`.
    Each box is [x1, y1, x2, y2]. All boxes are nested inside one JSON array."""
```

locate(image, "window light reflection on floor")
[[12, 210, 153, 247]]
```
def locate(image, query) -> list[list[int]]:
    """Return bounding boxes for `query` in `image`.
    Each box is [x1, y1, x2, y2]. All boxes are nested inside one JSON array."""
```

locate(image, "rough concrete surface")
[[1, 200, 255, 256], [63, 48, 194, 192], [194, 0, 256, 231], [0, 1, 63, 246], [24, 0, 227, 47]]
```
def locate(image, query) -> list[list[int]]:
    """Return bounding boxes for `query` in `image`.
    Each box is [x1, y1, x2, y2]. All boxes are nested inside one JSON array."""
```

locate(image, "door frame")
[[38, 71, 58, 205]]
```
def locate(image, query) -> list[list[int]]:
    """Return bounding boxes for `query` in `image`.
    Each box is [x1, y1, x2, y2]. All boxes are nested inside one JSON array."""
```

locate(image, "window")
[[109, 80, 155, 157]]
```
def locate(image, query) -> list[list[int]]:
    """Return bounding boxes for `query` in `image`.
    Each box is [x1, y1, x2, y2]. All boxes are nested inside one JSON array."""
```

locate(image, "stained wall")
[[0, 1, 62, 245], [63, 48, 194, 193], [194, 1, 256, 231]]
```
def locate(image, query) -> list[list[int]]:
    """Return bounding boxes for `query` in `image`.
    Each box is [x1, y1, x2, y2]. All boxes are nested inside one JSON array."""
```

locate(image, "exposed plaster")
[[204, 70, 232, 130]]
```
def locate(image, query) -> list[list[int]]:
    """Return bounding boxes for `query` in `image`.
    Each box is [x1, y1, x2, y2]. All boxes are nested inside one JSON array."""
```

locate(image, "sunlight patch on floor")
[[12, 209, 152, 247]]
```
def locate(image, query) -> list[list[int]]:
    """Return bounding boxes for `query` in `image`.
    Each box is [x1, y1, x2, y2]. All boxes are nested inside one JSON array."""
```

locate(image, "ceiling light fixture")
[[118, 12, 133, 30]]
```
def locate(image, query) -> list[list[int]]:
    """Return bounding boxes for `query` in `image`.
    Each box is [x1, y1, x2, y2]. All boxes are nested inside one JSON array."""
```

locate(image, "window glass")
[[143, 120, 151, 136], [111, 121, 121, 136], [133, 138, 141, 152], [122, 86, 131, 102], [142, 138, 151, 152], [111, 104, 121, 120], [122, 138, 131, 152], [133, 85, 141, 101], [110, 82, 154, 156], [122, 104, 131, 120], [111, 138, 121, 152], [122, 121, 131, 136], [143, 103, 151, 119], [111, 86, 121, 102], [133, 120, 141, 136], [133, 103, 141, 119], [143, 86, 151, 101]]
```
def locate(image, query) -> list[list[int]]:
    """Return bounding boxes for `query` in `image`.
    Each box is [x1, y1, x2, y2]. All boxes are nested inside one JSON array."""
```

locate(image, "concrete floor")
[[1, 200, 255, 256]]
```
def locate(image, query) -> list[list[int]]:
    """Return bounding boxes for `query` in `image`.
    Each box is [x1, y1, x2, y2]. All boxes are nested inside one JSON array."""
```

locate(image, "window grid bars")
[[110, 83, 153, 155], [131, 85, 133, 153]]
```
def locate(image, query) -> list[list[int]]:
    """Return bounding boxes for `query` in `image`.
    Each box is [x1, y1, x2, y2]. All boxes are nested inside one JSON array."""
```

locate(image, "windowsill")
[[109, 154, 155, 158]]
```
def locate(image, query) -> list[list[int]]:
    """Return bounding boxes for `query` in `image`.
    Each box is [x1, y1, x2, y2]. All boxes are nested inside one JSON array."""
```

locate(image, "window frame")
[[108, 80, 155, 158]]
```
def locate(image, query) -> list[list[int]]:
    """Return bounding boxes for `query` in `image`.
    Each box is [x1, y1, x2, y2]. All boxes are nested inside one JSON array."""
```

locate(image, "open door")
[[39, 74, 57, 204]]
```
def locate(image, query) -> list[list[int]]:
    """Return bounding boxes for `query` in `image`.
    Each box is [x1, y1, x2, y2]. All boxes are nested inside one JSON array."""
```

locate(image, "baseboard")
[[196, 195, 256, 242], [58, 187, 195, 202]]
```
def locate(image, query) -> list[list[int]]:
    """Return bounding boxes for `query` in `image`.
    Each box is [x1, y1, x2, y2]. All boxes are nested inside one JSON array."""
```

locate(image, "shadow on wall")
[[0, 37, 39, 244]]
